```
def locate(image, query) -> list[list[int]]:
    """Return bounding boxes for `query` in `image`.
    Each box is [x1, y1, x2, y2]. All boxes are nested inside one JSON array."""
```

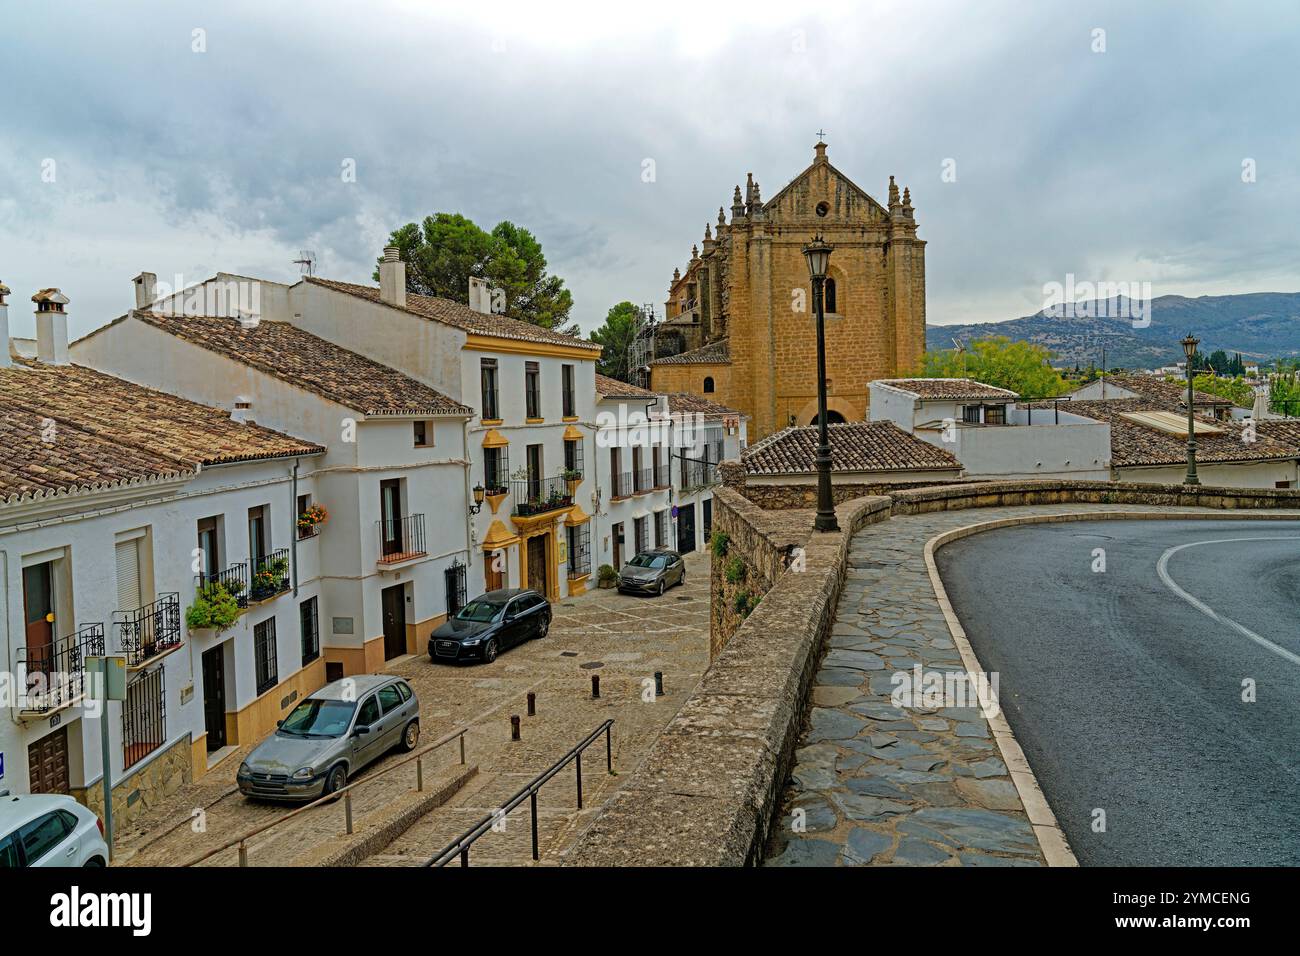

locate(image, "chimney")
[[133, 271, 158, 309], [33, 288, 70, 365], [468, 276, 492, 314], [379, 246, 406, 308], [0, 281, 11, 368]]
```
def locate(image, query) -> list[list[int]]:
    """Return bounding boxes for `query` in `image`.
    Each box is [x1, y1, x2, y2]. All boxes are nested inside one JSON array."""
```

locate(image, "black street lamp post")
[[1181, 333, 1201, 486], [803, 234, 839, 532]]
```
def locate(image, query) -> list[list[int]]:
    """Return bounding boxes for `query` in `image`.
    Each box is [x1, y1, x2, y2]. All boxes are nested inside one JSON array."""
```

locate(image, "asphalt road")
[[935, 519, 1300, 866]]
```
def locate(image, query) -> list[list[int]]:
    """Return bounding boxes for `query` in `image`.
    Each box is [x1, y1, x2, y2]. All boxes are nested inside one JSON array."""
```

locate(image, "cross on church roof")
[[816, 129, 827, 143]]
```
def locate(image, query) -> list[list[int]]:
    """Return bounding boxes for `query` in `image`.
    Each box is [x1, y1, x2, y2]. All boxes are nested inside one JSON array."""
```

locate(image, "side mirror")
[[276, 720, 283, 728], [353, 725, 369, 737]]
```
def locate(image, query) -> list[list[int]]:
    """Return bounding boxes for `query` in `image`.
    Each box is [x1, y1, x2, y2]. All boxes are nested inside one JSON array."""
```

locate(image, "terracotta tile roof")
[[595, 374, 656, 398], [874, 378, 1019, 401], [305, 277, 601, 352], [1042, 398, 1298, 467], [134, 311, 471, 417], [1085, 374, 1236, 408], [665, 393, 743, 419], [649, 339, 730, 366], [1252, 418, 1300, 448], [743, 421, 962, 476], [0, 360, 323, 503]]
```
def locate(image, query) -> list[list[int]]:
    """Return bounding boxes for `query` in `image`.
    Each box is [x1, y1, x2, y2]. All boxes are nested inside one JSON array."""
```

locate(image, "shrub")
[[734, 590, 751, 614], [724, 556, 746, 584], [710, 531, 729, 558], [186, 583, 241, 631], [597, 563, 618, 583]]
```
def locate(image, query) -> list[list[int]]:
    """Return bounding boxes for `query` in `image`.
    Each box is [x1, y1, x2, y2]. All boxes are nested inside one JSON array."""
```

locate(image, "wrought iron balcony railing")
[[654, 464, 671, 488], [249, 549, 291, 602], [633, 468, 655, 494], [681, 460, 719, 491], [199, 561, 249, 608], [511, 477, 574, 518], [610, 471, 633, 499], [15, 623, 105, 714], [378, 514, 427, 564], [114, 593, 182, 667]]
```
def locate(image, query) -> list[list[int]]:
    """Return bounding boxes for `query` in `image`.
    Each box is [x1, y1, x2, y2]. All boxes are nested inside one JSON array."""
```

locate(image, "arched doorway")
[[809, 410, 847, 426]]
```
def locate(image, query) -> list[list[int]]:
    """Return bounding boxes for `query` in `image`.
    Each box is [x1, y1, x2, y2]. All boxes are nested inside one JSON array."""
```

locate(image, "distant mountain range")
[[927, 292, 1300, 369]]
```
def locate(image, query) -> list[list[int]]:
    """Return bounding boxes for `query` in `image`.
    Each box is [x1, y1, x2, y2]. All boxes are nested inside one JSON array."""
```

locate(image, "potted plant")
[[562, 468, 582, 494], [186, 582, 241, 632], [298, 503, 329, 538], [597, 564, 618, 589]]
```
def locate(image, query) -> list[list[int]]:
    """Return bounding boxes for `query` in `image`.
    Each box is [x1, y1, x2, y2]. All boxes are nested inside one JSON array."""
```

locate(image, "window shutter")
[[115, 539, 141, 611]]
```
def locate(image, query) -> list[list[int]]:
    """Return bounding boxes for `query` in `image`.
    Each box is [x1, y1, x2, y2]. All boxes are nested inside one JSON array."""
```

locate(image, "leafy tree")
[[1172, 374, 1254, 408], [590, 301, 641, 381], [917, 336, 1068, 398], [1270, 363, 1300, 416], [375, 214, 576, 332]]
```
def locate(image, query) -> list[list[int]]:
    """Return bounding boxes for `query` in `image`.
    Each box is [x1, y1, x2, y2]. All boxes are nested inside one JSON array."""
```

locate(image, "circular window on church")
[[815, 201, 830, 217]]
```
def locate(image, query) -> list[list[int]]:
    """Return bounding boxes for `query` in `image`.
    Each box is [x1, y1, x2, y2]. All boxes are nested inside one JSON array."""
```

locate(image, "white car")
[[0, 792, 109, 867]]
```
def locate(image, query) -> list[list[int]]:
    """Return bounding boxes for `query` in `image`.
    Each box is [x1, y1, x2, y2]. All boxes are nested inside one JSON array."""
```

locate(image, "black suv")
[[428, 588, 551, 664]]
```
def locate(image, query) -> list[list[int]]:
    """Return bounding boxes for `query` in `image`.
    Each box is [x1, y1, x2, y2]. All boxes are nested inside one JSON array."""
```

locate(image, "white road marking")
[[1156, 536, 1300, 667]]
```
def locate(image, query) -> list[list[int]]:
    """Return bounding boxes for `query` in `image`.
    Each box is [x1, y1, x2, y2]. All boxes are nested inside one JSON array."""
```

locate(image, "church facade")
[[648, 141, 927, 440]]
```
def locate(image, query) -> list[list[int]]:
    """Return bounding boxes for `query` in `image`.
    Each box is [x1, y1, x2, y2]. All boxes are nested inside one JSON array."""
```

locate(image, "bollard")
[[238, 842, 248, 867], [526, 691, 536, 716], [417, 755, 424, 792], [511, 714, 521, 741], [655, 671, 664, 697], [459, 732, 466, 764], [591, 674, 601, 699], [344, 791, 354, 834]]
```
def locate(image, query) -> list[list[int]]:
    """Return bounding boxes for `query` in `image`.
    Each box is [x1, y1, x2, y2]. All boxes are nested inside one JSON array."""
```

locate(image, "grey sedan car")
[[237, 674, 419, 802], [617, 548, 686, 596]]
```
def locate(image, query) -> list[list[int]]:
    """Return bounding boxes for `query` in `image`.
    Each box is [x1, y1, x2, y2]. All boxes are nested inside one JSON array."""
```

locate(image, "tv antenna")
[[293, 250, 317, 276]]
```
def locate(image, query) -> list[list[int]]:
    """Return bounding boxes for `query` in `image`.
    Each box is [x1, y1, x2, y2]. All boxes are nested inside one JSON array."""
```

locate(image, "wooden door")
[[382, 584, 406, 660], [22, 562, 54, 671], [526, 535, 548, 599], [202, 645, 227, 751], [27, 727, 70, 794]]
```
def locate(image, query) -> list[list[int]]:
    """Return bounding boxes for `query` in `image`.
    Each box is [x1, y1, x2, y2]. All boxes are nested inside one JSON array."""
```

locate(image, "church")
[[647, 140, 927, 440]]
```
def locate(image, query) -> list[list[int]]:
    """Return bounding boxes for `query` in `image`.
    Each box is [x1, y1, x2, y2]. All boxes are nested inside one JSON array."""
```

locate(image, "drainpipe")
[[1, 549, 16, 727], [291, 459, 299, 597], [462, 418, 475, 570]]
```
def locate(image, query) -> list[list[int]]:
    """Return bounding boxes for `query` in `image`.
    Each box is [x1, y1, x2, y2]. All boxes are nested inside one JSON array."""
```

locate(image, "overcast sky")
[[2, 0, 1298, 341]]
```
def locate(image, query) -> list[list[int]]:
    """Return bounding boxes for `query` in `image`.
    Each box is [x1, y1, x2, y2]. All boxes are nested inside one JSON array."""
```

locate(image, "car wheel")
[[657, 580, 666, 596], [400, 720, 420, 752], [536, 617, 549, 639], [678, 569, 685, 587], [324, 764, 347, 797], [83, 857, 106, 867], [484, 638, 498, 663]]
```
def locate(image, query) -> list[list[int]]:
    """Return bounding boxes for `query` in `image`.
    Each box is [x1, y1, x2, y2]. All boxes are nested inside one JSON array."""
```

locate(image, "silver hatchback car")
[[237, 674, 419, 802]]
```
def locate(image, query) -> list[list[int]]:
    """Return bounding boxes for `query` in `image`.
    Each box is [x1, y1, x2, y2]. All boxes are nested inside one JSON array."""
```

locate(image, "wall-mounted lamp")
[[468, 483, 485, 515]]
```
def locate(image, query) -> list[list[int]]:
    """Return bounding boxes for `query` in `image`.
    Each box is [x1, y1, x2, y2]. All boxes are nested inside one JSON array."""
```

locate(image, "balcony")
[[199, 561, 250, 608], [610, 471, 633, 499], [15, 624, 105, 715], [654, 464, 671, 488], [114, 593, 182, 668], [633, 468, 655, 494], [511, 477, 574, 518], [681, 460, 719, 491], [378, 514, 427, 565], [249, 550, 291, 602]]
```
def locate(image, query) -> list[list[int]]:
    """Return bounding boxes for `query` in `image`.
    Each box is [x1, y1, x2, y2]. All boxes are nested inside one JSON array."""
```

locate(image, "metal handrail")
[[425, 719, 614, 867], [181, 724, 470, 867]]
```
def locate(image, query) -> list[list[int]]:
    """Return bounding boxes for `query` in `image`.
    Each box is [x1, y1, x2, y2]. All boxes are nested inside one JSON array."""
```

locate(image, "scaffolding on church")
[[627, 302, 658, 389]]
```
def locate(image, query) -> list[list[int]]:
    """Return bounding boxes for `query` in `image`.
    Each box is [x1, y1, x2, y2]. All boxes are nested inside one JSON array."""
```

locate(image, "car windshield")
[[456, 599, 504, 623], [627, 554, 668, 569], [279, 699, 356, 738]]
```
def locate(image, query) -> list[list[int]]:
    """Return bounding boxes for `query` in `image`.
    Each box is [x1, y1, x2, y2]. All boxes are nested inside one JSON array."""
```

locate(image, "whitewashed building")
[[0, 284, 328, 823], [869, 378, 1112, 481], [664, 393, 748, 552]]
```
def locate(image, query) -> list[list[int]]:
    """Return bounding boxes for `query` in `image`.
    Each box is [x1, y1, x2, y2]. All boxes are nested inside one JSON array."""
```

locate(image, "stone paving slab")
[[764, 502, 1270, 867]]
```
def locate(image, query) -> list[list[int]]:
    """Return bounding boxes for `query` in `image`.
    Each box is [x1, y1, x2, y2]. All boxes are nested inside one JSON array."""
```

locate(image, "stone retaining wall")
[[890, 479, 1300, 514], [565, 493, 890, 866]]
